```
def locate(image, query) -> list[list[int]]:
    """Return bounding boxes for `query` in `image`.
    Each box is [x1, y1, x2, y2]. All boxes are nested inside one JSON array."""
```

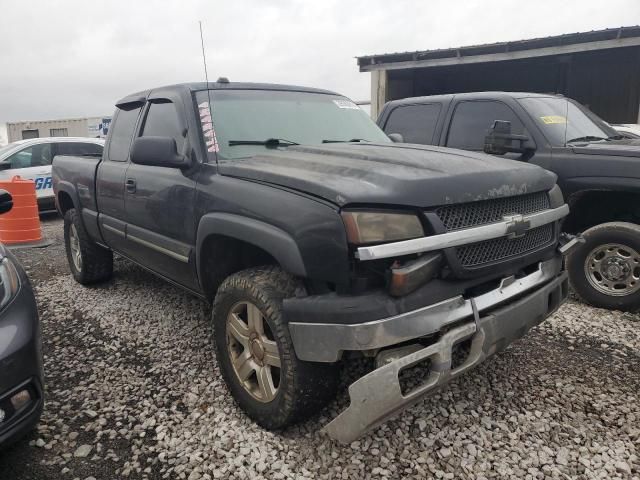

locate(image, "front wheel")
[[212, 266, 339, 430], [567, 222, 640, 311]]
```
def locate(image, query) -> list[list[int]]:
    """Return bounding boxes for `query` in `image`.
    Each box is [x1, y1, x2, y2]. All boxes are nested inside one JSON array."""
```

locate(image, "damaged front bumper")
[[287, 247, 574, 443], [323, 270, 567, 442]]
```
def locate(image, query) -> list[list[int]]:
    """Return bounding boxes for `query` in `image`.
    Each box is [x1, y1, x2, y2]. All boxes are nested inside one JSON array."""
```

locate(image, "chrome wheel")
[[226, 301, 281, 403], [69, 224, 83, 272], [584, 243, 640, 296]]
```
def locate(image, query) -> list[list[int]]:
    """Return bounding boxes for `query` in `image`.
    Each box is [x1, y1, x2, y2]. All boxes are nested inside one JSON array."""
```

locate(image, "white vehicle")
[[611, 123, 640, 139], [0, 137, 104, 210]]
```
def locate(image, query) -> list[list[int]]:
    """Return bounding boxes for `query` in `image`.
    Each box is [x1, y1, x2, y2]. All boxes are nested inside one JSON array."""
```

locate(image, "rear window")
[[107, 107, 141, 161], [57, 142, 103, 156], [383, 103, 442, 144]]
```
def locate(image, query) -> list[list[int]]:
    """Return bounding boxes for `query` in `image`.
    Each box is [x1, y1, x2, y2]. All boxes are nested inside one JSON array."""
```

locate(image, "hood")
[[217, 143, 556, 207], [572, 139, 640, 158]]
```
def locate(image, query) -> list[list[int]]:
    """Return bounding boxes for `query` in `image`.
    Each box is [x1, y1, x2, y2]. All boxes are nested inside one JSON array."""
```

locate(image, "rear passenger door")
[[96, 104, 143, 254], [123, 96, 199, 290], [382, 103, 442, 145], [444, 100, 530, 160]]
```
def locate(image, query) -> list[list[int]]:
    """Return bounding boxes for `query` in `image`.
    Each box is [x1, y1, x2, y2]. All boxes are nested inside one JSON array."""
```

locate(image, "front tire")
[[63, 208, 113, 285], [567, 222, 640, 311], [212, 266, 339, 430]]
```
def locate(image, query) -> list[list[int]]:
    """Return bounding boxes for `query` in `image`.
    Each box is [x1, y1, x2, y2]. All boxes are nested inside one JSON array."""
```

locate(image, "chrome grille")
[[456, 225, 553, 267], [433, 192, 553, 269], [436, 191, 550, 231]]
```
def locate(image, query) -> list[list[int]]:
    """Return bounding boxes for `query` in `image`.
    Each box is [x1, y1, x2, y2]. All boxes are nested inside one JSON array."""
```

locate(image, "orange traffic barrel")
[[0, 176, 42, 244]]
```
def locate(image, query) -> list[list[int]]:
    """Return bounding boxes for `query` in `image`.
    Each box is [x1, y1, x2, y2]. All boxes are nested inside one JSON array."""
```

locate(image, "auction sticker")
[[540, 115, 567, 124], [333, 99, 360, 110]]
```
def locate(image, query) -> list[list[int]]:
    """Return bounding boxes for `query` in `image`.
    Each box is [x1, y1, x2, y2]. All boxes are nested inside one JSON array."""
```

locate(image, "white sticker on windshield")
[[333, 99, 360, 110], [198, 101, 219, 153]]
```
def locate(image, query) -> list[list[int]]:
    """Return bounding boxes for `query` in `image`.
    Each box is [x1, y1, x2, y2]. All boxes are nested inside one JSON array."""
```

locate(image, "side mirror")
[[130, 137, 191, 169], [484, 120, 531, 155], [388, 133, 404, 143], [0, 162, 11, 171], [0, 189, 13, 214]]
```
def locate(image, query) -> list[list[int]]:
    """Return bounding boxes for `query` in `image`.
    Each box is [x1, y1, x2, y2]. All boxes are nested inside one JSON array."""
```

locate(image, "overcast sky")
[[0, 0, 638, 122]]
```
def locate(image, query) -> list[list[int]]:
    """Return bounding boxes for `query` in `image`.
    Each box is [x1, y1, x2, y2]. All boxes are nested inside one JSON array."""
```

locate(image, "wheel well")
[[565, 190, 640, 234], [199, 235, 278, 300], [57, 191, 74, 215]]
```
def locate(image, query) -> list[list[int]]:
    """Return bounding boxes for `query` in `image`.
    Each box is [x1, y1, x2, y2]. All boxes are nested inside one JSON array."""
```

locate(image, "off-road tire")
[[567, 222, 640, 311], [63, 208, 113, 285], [212, 266, 339, 430]]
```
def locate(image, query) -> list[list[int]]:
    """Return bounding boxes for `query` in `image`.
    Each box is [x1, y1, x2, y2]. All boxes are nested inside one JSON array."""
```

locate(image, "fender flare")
[[54, 181, 80, 213], [195, 213, 307, 281]]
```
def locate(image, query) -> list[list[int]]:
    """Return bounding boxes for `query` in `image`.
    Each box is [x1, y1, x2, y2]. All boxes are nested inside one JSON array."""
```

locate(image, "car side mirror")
[[388, 133, 404, 143], [0, 189, 13, 214], [130, 137, 191, 169], [484, 120, 531, 155], [0, 162, 11, 171]]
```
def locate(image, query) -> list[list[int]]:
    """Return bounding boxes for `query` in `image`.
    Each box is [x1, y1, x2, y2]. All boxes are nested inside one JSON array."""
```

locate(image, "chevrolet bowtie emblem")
[[504, 214, 531, 239]]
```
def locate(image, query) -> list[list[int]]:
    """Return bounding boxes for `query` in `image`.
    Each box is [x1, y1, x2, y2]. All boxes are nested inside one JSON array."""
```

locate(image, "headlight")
[[0, 257, 20, 309], [341, 211, 424, 244]]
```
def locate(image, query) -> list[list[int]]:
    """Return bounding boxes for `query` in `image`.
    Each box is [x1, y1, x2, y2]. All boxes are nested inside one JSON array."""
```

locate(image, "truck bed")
[[51, 154, 101, 213]]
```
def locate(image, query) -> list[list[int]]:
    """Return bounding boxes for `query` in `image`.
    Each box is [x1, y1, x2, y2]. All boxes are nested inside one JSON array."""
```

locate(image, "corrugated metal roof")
[[357, 26, 640, 69]]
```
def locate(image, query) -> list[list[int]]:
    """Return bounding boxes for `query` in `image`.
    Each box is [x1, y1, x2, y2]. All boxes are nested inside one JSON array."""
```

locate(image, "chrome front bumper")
[[324, 270, 568, 443], [289, 256, 564, 363]]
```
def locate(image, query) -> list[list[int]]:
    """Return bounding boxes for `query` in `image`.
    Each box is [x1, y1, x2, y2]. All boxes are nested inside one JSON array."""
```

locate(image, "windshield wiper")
[[607, 134, 624, 141], [566, 136, 607, 144], [228, 138, 299, 147], [322, 138, 369, 143]]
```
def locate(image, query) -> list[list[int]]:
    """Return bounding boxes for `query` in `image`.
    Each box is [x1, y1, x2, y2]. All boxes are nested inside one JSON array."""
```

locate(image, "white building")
[[6, 116, 111, 143]]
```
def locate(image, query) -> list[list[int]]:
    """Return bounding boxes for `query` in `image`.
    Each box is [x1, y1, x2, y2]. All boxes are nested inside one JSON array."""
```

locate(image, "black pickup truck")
[[53, 81, 575, 442], [378, 92, 640, 311]]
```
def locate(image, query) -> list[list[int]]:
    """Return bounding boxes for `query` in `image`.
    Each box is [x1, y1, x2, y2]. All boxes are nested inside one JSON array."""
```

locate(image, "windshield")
[[195, 89, 390, 160], [518, 96, 616, 147]]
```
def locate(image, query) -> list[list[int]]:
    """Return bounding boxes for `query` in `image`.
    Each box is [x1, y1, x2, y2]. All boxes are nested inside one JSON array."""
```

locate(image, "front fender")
[[196, 213, 307, 281]]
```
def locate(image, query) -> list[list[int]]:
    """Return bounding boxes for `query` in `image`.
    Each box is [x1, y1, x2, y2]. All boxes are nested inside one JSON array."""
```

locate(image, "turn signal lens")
[[10, 389, 31, 410]]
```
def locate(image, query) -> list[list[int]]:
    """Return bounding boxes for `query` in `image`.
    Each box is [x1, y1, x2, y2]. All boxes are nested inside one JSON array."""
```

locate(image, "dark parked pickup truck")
[[53, 81, 576, 442], [379, 92, 640, 311]]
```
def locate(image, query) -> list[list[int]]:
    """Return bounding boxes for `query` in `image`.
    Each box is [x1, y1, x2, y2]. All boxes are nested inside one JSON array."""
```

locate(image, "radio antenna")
[[198, 21, 217, 160], [199, 21, 210, 88]]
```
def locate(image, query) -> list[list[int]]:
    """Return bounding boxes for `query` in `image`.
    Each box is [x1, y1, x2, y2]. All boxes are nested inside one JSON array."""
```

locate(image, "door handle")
[[125, 178, 136, 193]]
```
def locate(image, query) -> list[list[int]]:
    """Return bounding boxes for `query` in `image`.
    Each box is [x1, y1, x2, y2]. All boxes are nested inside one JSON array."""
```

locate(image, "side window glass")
[[107, 107, 142, 162], [141, 101, 184, 152], [4, 144, 52, 169], [5, 147, 33, 169], [384, 103, 442, 145], [447, 101, 526, 150], [57, 142, 103, 156]]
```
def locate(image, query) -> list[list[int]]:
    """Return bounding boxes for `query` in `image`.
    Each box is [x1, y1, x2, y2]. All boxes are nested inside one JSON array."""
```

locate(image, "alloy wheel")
[[226, 301, 281, 402]]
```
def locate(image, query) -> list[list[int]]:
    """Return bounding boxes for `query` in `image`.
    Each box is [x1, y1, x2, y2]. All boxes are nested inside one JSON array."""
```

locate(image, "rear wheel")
[[64, 208, 113, 285], [212, 266, 339, 429], [567, 222, 640, 311]]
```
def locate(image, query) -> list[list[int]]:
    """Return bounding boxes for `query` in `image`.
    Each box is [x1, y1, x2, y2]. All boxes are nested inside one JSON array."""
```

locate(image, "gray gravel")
[[0, 216, 638, 479]]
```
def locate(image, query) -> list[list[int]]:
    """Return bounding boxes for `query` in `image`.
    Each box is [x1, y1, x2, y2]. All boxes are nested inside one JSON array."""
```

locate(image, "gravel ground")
[[0, 216, 638, 480]]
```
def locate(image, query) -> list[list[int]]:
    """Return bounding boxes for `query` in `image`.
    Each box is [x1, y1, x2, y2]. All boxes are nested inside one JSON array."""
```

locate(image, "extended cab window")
[[141, 101, 184, 152], [108, 106, 141, 161], [4, 144, 52, 169], [383, 103, 441, 144], [447, 101, 526, 151]]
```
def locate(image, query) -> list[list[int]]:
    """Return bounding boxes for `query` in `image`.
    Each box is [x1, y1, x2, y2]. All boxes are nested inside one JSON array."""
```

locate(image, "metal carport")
[[358, 26, 640, 123]]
